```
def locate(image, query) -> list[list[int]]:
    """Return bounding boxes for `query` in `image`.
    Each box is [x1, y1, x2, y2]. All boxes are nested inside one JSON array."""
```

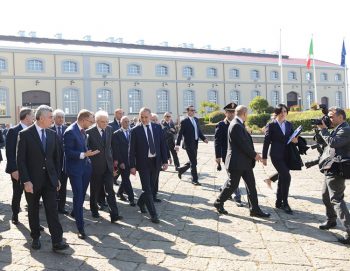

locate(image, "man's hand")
[[204, 139, 209, 144], [119, 163, 125, 170], [216, 158, 221, 164], [262, 159, 267, 166], [291, 137, 298, 144], [162, 164, 168, 171], [130, 168, 137, 175], [255, 153, 262, 162], [11, 171, 19, 181], [168, 158, 172, 165], [85, 150, 100, 157], [57, 180, 61, 191], [174, 146, 180, 152], [317, 120, 327, 130], [24, 181, 34, 194]]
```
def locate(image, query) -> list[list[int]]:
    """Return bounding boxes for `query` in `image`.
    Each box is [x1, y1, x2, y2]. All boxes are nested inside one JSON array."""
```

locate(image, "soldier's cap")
[[223, 102, 237, 111]]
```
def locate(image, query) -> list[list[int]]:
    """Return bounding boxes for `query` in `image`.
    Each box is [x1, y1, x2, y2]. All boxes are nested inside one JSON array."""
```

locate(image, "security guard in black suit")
[[215, 102, 243, 207]]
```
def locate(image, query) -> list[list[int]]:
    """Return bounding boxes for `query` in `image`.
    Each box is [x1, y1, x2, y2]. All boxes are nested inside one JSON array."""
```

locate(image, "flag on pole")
[[341, 40, 346, 67], [306, 38, 314, 69]]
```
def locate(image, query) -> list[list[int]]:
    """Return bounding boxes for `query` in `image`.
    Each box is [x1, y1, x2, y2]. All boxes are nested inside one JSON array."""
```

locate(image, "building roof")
[[0, 35, 340, 68]]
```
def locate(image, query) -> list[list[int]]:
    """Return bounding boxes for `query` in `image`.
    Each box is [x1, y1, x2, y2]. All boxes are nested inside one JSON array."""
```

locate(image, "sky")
[[0, 0, 349, 65]]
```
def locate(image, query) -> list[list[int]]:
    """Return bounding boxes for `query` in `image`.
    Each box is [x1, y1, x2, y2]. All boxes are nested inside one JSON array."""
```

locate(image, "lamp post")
[[298, 95, 302, 111]]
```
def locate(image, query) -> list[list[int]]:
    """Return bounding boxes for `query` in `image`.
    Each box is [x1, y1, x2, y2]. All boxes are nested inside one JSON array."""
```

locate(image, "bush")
[[290, 105, 301, 112], [247, 113, 271, 128], [200, 123, 217, 134], [249, 96, 269, 114], [266, 106, 274, 114], [208, 111, 225, 123]]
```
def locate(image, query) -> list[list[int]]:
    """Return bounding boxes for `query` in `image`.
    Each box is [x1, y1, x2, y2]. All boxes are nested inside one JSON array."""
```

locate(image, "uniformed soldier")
[[214, 102, 244, 207]]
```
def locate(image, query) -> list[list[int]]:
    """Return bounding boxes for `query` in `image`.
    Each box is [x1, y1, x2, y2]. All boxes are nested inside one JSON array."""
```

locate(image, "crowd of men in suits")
[[3, 100, 350, 252]]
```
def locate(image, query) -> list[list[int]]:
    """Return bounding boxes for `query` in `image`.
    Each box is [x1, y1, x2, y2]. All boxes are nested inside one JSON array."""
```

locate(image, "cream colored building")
[[0, 35, 346, 124]]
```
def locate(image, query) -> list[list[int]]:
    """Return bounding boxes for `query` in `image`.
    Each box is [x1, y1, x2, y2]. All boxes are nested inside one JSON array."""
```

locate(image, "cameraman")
[[317, 106, 350, 245]]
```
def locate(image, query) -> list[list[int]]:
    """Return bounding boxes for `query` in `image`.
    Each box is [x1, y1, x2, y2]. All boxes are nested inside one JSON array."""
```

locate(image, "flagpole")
[[279, 29, 284, 103], [345, 64, 348, 108], [312, 35, 318, 103]]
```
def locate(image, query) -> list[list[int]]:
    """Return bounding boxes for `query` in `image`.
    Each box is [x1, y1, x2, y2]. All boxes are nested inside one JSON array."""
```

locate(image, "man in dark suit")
[[161, 112, 180, 170], [51, 109, 68, 214], [129, 107, 168, 223], [6, 108, 35, 225], [17, 105, 68, 251], [87, 110, 122, 223], [112, 116, 135, 206], [64, 109, 99, 239], [215, 102, 243, 207], [175, 105, 208, 185], [214, 105, 270, 218]]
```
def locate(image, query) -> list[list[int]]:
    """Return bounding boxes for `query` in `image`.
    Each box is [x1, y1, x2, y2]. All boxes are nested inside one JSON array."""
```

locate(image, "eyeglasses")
[[165, 115, 171, 118]]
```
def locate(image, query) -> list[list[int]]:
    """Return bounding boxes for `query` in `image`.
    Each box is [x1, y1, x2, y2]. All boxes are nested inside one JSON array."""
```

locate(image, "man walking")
[[161, 112, 180, 170], [214, 105, 270, 218], [17, 105, 68, 251], [175, 105, 208, 185]]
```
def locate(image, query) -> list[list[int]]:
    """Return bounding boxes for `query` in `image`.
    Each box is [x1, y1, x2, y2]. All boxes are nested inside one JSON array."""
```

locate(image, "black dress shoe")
[[91, 212, 100, 218], [177, 171, 182, 179], [130, 201, 136, 207], [137, 202, 147, 213], [275, 201, 282, 209], [337, 233, 350, 245], [58, 209, 69, 215], [32, 238, 41, 250], [39, 225, 44, 231], [11, 215, 19, 225], [117, 193, 127, 201], [153, 198, 162, 203], [319, 221, 337, 230], [70, 211, 75, 218], [214, 201, 228, 214], [151, 216, 160, 224], [281, 204, 293, 214], [111, 215, 123, 223], [78, 230, 87, 239], [250, 210, 270, 218], [52, 241, 69, 251], [192, 180, 201, 186]]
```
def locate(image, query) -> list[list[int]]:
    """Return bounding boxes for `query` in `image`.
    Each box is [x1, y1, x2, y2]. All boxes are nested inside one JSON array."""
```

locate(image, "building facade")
[[0, 35, 346, 124]]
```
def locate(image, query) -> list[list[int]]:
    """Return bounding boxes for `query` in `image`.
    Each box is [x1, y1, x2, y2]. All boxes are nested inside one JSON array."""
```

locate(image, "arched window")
[[63, 60, 78, 73], [252, 90, 261, 98], [183, 66, 194, 78], [157, 89, 169, 113], [230, 68, 240, 79], [288, 71, 297, 80], [251, 70, 260, 80], [305, 72, 312, 81], [207, 67, 217, 78], [336, 91, 343, 107], [271, 71, 279, 80], [27, 59, 44, 72], [183, 90, 195, 108], [0, 58, 7, 71], [306, 91, 314, 109], [128, 64, 141, 76], [63, 88, 79, 115], [97, 63, 111, 74], [0, 87, 8, 115], [335, 73, 342, 81], [320, 73, 328, 81], [155, 65, 168, 76], [272, 90, 279, 106], [128, 89, 142, 113], [230, 90, 240, 105], [96, 88, 112, 113]]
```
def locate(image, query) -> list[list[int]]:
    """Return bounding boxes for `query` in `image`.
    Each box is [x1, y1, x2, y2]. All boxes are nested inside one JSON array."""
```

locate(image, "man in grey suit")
[[317, 106, 350, 244], [87, 110, 122, 223], [214, 105, 270, 218]]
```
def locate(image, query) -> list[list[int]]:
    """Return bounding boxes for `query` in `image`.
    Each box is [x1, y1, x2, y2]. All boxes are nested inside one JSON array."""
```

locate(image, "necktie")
[[146, 125, 156, 155], [57, 126, 62, 139], [101, 129, 106, 145], [41, 129, 46, 152], [125, 130, 129, 141], [191, 118, 198, 140]]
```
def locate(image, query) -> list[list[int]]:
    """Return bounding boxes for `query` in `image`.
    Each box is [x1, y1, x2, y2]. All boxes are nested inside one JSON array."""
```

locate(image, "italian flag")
[[306, 38, 313, 69]]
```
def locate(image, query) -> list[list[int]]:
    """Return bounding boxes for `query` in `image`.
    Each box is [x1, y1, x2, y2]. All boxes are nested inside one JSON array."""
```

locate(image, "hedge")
[[247, 113, 271, 128], [209, 111, 225, 123], [200, 123, 217, 134]]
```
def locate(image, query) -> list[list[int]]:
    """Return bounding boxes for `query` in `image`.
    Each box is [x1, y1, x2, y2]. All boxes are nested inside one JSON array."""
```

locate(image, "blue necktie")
[[57, 126, 62, 140], [101, 129, 106, 145], [125, 130, 129, 141], [146, 125, 155, 155], [41, 129, 46, 152]]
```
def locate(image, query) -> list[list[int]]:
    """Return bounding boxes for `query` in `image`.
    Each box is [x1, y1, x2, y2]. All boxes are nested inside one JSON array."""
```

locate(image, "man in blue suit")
[[64, 109, 100, 239], [129, 107, 168, 223]]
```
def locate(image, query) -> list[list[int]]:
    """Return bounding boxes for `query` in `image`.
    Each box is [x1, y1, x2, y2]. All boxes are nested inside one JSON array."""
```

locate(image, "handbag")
[[334, 156, 350, 179], [287, 143, 303, 170]]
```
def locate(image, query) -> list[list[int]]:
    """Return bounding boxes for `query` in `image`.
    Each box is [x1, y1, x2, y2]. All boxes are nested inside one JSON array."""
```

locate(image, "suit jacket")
[[161, 120, 177, 143], [5, 123, 23, 174], [17, 125, 61, 190], [129, 123, 168, 171], [176, 117, 206, 149], [86, 125, 114, 174], [109, 119, 121, 133], [63, 122, 90, 176], [112, 128, 130, 168], [214, 118, 230, 162], [262, 120, 293, 160], [320, 121, 350, 158], [50, 125, 67, 170], [225, 118, 256, 171]]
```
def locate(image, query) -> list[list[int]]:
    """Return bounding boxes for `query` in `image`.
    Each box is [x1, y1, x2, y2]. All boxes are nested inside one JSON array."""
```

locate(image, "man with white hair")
[[51, 109, 69, 214], [87, 110, 122, 223]]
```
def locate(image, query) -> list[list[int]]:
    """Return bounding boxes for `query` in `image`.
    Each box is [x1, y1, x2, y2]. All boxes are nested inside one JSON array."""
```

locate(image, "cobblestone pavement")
[[1, 143, 350, 271]]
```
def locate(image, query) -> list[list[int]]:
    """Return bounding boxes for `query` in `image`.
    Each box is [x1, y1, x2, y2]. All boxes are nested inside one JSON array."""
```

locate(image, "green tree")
[[198, 101, 220, 119], [249, 96, 269, 114]]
